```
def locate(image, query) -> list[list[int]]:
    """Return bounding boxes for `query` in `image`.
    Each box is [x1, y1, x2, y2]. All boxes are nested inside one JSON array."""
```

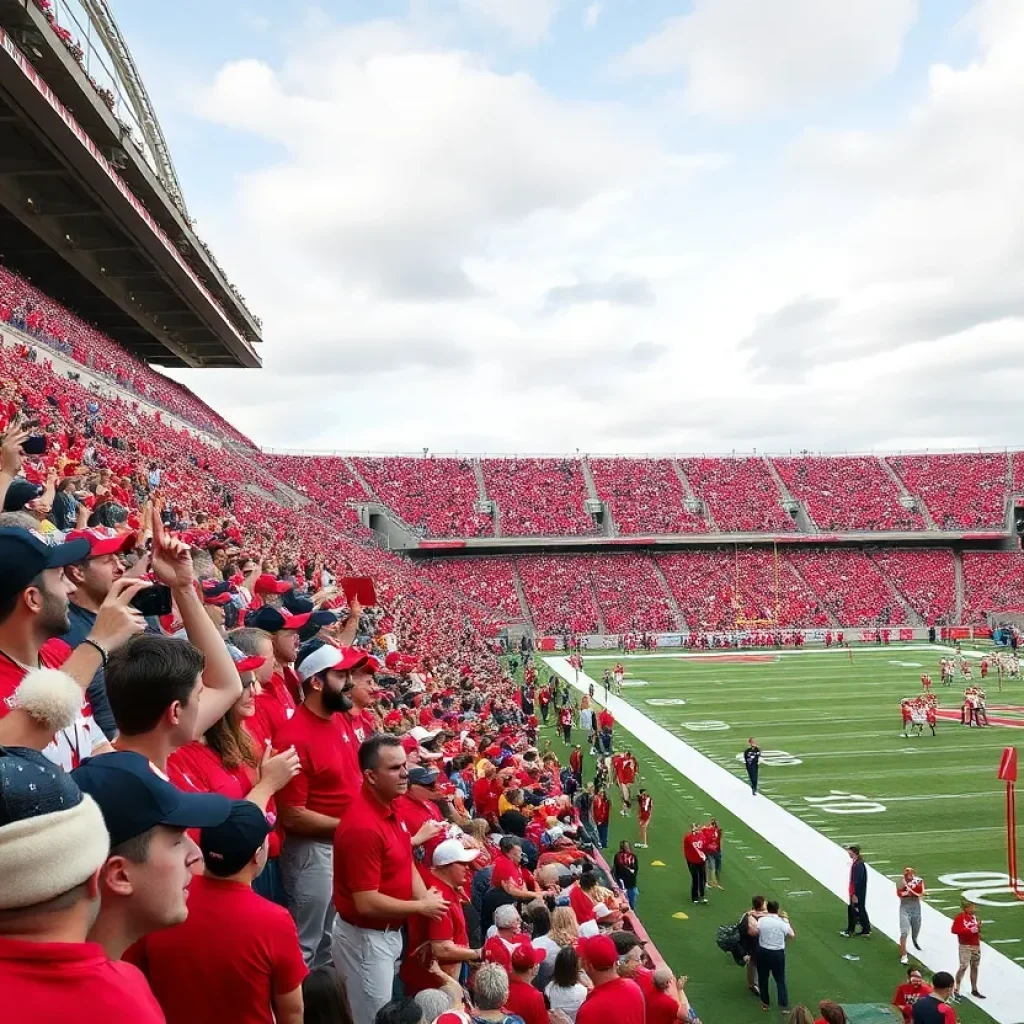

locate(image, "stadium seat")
[[588, 458, 706, 535], [888, 453, 1009, 530], [680, 457, 796, 533], [481, 458, 598, 537]]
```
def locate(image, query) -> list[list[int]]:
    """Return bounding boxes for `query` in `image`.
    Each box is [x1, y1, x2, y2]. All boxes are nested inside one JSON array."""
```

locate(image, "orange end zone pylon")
[[998, 747, 1022, 899]]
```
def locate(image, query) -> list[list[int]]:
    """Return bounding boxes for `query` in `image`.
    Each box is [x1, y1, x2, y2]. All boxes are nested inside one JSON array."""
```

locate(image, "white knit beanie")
[[14, 668, 84, 732], [0, 793, 109, 909]]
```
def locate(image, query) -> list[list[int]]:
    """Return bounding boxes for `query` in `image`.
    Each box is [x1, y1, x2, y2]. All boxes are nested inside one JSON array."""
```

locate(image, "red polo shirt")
[[394, 792, 445, 865], [506, 976, 549, 1024], [333, 782, 414, 929], [577, 977, 645, 1024], [125, 874, 307, 1024], [0, 937, 165, 1023], [398, 872, 469, 994], [275, 705, 353, 823]]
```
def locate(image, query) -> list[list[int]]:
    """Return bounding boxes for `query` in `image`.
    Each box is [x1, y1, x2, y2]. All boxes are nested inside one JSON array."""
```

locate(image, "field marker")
[[772, 877, 791, 882], [991, 939, 1022, 945], [672, 912, 689, 920], [843, 954, 861, 961], [651, 860, 666, 867], [788, 890, 813, 897]]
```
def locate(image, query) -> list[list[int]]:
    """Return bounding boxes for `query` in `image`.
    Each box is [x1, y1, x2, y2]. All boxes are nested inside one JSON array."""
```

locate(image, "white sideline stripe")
[[544, 656, 1024, 1024], [579, 645, 955, 661]]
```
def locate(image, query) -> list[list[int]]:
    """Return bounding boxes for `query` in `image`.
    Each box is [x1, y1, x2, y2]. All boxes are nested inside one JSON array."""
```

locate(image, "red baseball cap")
[[65, 527, 137, 558], [578, 935, 618, 971], [510, 942, 546, 970], [254, 574, 291, 595]]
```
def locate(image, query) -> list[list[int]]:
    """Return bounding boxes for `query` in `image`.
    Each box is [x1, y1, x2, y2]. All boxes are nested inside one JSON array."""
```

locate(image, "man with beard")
[[274, 641, 368, 968], [0, 526, 148, 765]]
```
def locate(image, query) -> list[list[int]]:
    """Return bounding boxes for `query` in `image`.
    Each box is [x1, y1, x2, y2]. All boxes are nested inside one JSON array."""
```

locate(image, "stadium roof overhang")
[[0, 15, 260, 368]]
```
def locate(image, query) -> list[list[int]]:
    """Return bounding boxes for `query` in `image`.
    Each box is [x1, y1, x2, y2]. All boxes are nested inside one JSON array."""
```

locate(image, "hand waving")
[[0, 420, 30, 477]]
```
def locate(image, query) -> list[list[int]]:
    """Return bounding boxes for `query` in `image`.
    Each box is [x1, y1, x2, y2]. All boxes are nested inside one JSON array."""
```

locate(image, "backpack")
[[716, 921, 742, 953]]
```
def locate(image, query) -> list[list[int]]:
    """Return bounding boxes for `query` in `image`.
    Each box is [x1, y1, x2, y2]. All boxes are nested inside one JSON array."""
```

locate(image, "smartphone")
[[21, 435, 47, 455], [130, 584, 173, 618]]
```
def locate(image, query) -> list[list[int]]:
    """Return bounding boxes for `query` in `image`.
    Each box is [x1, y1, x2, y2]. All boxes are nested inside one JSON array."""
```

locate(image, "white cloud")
[[165, 1, 1024, 457], [459, 0, 560, 45], [583, 4, 602, 31], [614, 0, 919, 116]]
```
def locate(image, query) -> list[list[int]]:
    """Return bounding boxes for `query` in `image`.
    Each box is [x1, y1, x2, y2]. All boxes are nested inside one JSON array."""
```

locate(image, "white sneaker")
[[900, 954, 908, 965], [621, 809, 627, 816]]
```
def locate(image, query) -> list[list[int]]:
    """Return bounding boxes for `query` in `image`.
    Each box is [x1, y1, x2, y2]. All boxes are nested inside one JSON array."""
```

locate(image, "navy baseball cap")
[[72, 751, 232, 847], [200, 800, 271, 877], [244, 606, 311, 633], [282, 590, 314, 615], [3, 478, 44, 512], [0, 527, 91, 603]]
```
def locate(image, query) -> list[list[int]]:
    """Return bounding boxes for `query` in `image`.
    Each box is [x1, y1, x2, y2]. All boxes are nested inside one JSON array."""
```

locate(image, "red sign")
[[998, 747, 1018, 783], [899, 629, 915, 641]]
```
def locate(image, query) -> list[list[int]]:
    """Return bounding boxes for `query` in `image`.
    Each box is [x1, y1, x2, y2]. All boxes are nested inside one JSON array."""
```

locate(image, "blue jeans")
[[598, 822, 609, 849], [624, 887, 638, 910], [706, 851, 722, 876]]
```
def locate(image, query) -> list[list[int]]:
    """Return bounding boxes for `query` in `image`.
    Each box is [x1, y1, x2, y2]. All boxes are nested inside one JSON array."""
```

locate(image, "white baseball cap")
[[432, 839, 481, 868], [410, 726, 442, 743]]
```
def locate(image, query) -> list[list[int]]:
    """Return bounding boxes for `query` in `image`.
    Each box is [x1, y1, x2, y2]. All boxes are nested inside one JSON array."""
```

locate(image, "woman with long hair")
[[547, 907, 581, 950], [613, 840, 640, 910], [545, 945, 588, 1023]]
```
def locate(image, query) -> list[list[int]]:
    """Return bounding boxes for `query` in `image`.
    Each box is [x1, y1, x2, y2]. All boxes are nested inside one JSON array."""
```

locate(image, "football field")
[[531, 645, 1024, 1023]]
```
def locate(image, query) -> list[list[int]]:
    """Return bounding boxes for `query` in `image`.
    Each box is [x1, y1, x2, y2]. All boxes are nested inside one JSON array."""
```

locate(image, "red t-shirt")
[[473, 776, 501, 818], [701, 825, 721, 854], [250, 672, 296, 744], [569, 884, 597, 923], [333, 783, 414, 929], [491, 852, 527, 892], [638, 794, 653, 820], [274, 705, 354, 822], [125, 874, 307, 1024], [618, 757, 638, 785], [892, 981, 933, 1019], [644, 988, 679, 1024], [592, 793, 611, 825], [167, 742, 248, 799], [597, 710, 614, 732], [952, 912, 981, 946], [577, 977, 645, 1024], [506, 976, 549, 1024], [0, 937, 165, 1024], [399, 873, 468, 994]]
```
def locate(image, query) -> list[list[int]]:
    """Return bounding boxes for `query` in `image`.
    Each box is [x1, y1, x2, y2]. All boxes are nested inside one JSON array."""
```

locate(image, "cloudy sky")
[[109, 0, 1024, 455]]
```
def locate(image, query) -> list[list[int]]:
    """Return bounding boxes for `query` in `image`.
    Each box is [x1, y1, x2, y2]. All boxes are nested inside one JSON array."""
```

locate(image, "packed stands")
[[889, 452, 1008, 530], [586, 554, 677, 632], [589, 457, 706, 535], [789, 548, 906, 625], [680, 457, 795, 533], [773, 455, 923, 532], [355, 456, 492, 537], [416, 557, 523, 621], [657, 548, 828, 629], [0, 266, 251, 444], [962, 550, 1024, 624], [868, 548, 957, 625], [481, 457, 597, 536], [516, 555, 602, 633]]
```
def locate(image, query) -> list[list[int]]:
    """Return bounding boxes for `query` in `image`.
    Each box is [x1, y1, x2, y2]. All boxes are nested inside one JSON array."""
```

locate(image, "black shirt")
[[743, 746, 761, 770]]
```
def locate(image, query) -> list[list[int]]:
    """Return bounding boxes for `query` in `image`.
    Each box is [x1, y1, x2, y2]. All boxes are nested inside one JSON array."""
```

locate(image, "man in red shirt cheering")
[[0, 747, 165, 1024], [126, 800, 308, 1024], [332, 734, 449, 1024], [683, 823, 708, 904], [576, 934, 644, 1024], [951, 901, 984, 1001], [399, 838, 483, 994], [891, 967, 933, 1022]]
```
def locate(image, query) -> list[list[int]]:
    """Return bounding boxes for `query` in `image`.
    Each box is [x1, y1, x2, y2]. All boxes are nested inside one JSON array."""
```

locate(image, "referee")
[[743, 738, 761, 795]]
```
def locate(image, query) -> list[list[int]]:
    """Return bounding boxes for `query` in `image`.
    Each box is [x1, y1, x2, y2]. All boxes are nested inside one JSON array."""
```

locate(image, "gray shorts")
[[899, 900, 921, 937]]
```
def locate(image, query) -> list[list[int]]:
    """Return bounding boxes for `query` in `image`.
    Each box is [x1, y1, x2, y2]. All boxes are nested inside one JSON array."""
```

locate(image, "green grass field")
[[525, 645, 1024, 1024]]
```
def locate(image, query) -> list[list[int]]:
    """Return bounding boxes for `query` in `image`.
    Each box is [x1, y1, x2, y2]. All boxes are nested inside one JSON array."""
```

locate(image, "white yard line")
[[544, 656, 1024, 1024]]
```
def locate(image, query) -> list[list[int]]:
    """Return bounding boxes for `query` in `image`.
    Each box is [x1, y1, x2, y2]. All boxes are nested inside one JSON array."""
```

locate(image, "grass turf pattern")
[[523, 646, 1020, 1023]]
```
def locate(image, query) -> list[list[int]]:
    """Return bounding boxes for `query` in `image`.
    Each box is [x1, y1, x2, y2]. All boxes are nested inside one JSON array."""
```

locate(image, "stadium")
[[0, 3, 1021, 1024]]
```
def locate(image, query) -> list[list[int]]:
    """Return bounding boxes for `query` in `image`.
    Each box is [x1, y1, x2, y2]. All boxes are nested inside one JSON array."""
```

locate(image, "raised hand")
[[151, 498, 195, 590], [89, 577, 150, 650]]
